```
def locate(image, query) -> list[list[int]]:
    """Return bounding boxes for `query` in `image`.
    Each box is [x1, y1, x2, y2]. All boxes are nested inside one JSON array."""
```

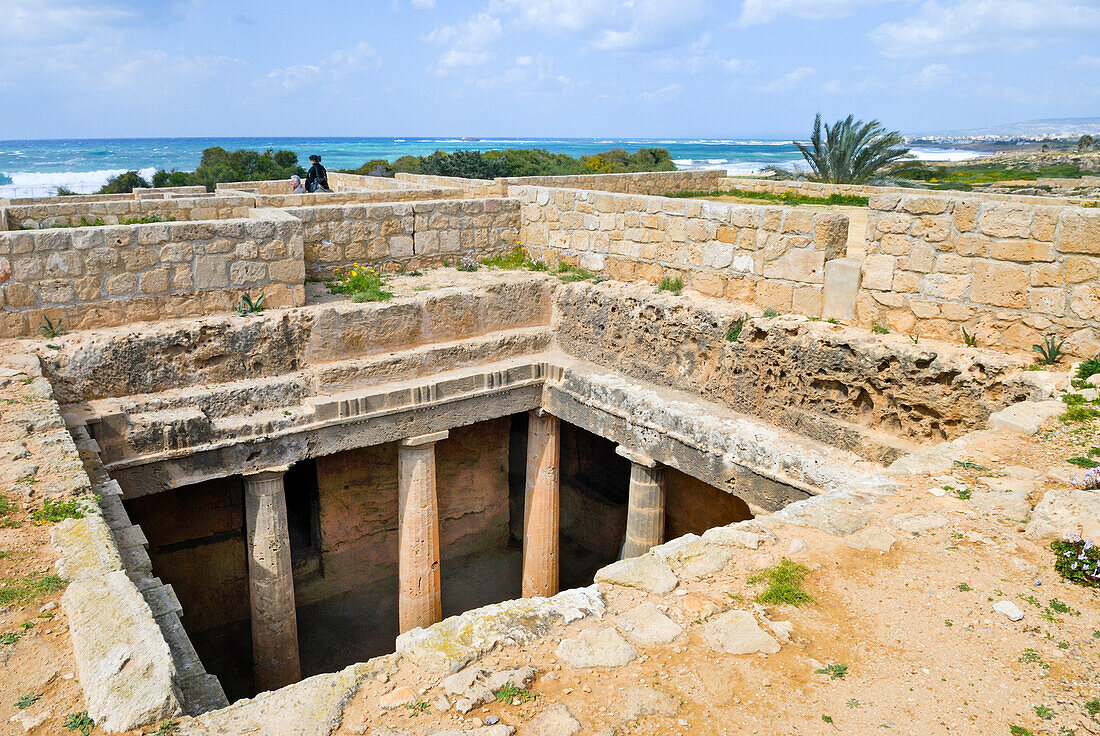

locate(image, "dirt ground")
[[0, 369, 88, 735], [338, 425, 1100, 736]]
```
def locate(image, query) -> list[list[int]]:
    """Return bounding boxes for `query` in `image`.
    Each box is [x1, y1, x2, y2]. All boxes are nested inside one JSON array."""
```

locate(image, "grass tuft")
[[0, 573, 67, 606], [747, 558, 814, 606]]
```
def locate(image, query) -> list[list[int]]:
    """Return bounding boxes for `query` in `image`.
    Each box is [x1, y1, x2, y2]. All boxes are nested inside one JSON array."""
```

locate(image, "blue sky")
[[1, 0, 1098, 139]]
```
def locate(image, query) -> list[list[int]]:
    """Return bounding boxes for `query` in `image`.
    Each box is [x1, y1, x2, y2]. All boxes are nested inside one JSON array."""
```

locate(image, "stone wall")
[[0, 209, 306, 337], [502, 170, 725, 195], [858, 193, 1100, 354], [4, 195, 254, 230], [394, 173, 498, 197], [513, 185, 848, 311], [284, 198, 522, 279], [553, 282, 1051, 460], [5, 186, 207, 206]]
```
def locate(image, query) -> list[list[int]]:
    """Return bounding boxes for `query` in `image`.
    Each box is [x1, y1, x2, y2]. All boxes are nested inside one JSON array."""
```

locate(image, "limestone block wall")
[[249, 188, 463, 209], [4, 195, 255, 230], [513, 185, 848, 312], [5, 186, 207, 206], [858, 193, 1100, 354], [394, 173, 500, 197], [501, 169, 725, 195], [284, 198, 522, 279], [0, 210, 306, 337]]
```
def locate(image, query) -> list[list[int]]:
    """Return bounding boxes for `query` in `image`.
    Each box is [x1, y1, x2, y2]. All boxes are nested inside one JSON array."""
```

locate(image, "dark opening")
[[506, 411, 529, 548], [558, 423, 630, 589], [284, 459, 322, 581], [663, 467, 753, 540], [124, 476, 255, 703]]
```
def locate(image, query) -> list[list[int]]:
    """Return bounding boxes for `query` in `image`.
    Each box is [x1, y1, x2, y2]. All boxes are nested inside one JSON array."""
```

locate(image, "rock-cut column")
[[523, 410, 560, 598], [398, 430, 448, 633], [243, 468, 301, 692], [617, 447, 666, 559]]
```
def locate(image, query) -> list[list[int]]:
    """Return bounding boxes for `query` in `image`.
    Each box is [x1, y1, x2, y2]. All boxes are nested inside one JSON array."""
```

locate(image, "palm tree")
[[768, 114, 911, 184]]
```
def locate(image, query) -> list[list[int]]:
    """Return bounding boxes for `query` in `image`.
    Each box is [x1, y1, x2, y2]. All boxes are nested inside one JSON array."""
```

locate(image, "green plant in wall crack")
[[1033, 335, 1065, 365], [39, 315, 65, 339], [657, 276, 683, 295], [15, 692, 42, 710], [237, 292, 266, 316], [961, 326, 978, 347], [726, 319, 744, 342]]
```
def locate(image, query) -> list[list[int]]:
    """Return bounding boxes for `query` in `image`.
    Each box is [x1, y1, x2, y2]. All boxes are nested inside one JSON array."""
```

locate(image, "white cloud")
[[424, 12, 504, 72], [1072, 54, 1100, 69], [489, 0, 711, 52], [757, 66, 816, 92], [639, 83, 683, 102], [871, 0, 1100, 58], [259, 41, 380, 91], [411, 0, 437, 8], [739, 0, 899, 25]]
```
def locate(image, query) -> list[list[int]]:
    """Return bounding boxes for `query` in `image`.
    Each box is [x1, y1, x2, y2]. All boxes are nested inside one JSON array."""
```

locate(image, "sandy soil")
[[0, 371, 88, 736]]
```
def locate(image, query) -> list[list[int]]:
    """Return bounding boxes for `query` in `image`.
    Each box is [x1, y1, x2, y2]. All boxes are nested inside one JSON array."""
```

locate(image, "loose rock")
[[525, 703, 581, 736], [556, 628, 638, 669], [613, 602, 684, 646], [702, 610, 781, 655], [594, 556, 678, 594]]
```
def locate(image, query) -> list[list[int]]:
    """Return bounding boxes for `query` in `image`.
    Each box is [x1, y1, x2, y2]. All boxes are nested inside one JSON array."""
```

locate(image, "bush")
[[340, 147, 677, 180], [152, 147, 306, 192], [1051, 536, 1099, 588], [97, 170, 150, 194], [327, 264, 393, 302]]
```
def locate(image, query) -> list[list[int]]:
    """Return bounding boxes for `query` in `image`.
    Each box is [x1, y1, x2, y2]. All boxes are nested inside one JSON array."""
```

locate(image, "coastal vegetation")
[[768, 114, 910, 184], [890, 159, 1094, 189], [669, 187, 869, 206], [97, 147, 305, 194], [339, 147, 676, 179], [94, 146, 674, 193]]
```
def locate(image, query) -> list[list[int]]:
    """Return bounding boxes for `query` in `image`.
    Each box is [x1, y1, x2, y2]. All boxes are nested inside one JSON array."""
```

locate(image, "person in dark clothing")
[[305, 155, 331, 193]]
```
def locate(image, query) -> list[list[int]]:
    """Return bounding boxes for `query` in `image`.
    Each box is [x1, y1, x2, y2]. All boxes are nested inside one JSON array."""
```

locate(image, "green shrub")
[[747, 558, 814, 606], [727, 319, 744, 342], [1051, 536, 1099, 588]]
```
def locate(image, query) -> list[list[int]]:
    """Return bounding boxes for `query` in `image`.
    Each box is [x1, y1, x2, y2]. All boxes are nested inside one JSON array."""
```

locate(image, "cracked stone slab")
[[616, 685, 681, 722], [844, 526, 897, 553], [179, 658, 388, 736], [613, 602, 684, 646], [524, 703, 581, 736], [556, 628, 638, 669], [397, 586, 604, 675], [702, 610, 781, 655], [594, 556, 677, 593], [1025, 489, 1100, 541], [441, 665, 538, 714], [987, 401, 1064, 435]]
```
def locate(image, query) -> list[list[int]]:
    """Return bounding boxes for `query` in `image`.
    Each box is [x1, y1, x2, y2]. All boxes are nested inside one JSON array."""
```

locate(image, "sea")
[[0, 137, 983, 198]]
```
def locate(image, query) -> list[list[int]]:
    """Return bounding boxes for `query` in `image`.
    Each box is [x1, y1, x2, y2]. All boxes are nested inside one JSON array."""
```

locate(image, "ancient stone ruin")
[[0, 171, 1097, 735]]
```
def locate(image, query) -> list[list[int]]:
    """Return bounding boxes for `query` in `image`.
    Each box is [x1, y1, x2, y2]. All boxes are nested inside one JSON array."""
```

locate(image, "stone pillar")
[[243, 468, 301, 692], [523, 410, 560, 598], [617, 447, 666, 559], [398, 430, 447, 633]]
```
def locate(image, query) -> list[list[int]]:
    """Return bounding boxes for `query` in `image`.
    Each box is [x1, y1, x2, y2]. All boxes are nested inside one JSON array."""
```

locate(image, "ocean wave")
[[907, 148, 983, 162], [0, 166, 158, 197]]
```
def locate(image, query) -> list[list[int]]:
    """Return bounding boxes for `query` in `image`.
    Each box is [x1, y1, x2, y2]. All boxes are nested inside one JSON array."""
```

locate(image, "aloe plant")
[[236, 292, 265, 316], [1033, 335, 1065, 365], [39, 315, 64, 338]]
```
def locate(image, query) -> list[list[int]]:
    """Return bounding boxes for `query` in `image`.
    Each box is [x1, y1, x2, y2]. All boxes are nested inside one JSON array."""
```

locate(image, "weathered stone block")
[[902, 196, 948, 215], [990, 239, 1054, 263], [762, 248, 824, 284], [1064, 255, 1100, 284], [861, 254, 895, 291], [1059, 209, 1100, 254], [970, 262, 1028, 307], [193, 256, 228, 289], [1071, 283, 1100, 321], [822, 257, 861, 320], [979, 205, 1032, 238]]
